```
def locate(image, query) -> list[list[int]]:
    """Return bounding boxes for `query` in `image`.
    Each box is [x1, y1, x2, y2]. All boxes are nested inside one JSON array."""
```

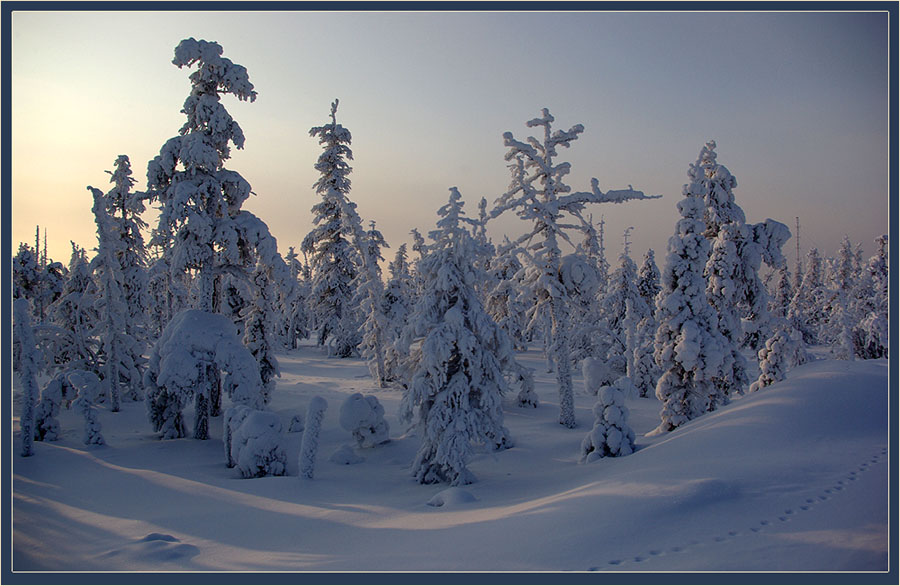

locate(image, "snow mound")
[[426, 487, 479, 508], [329, 444, 365, 465], [101, 533, 200, 564]]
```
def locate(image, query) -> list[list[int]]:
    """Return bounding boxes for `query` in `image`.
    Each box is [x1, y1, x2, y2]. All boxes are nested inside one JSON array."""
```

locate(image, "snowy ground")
[[11, 345, 890, 574]]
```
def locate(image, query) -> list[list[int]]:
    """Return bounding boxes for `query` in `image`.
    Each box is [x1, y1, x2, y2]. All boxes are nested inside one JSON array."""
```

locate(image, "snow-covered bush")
[[580, 377, 636, 462], [749, 329, 791, 393], [33, 375, 66, 442], [144, 309, 262, 440], [66, 370, 105, 446], [338, 393, 390, 448], [224, 405, 252, 468], [299, 396, 328, 480], [230, 410, 287, 478], [582, 356, 614, 395]]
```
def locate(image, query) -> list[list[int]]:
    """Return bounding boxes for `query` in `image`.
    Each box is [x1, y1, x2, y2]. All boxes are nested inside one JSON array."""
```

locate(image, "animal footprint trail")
[[589, 448, 887, 572]]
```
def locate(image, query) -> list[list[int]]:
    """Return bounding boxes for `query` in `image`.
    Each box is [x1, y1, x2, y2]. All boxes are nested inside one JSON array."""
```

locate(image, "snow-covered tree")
[[821, 236, 858, 359], [637, 248, 661, 309], [749, 327, 792, 392], [382, 244, 415, 384], [144, 309, 263, 440], [278, 246, 310, 350], [43, 244, 100, 375], [352, 219, 390, 387], [651, 161, 729, 435], [299, 396, 328, 480], [580, 377, 636, 462], [65, 370, 106, 446], [490, 108, 659, 428], [104, 155, 150, 347], [852, 235, 889, 359], [147, 38, 259, 316], [788, 247, 827, 344], [484, 239, 528, 351], [769, 265, 793, 319], [398, 188, 515, 485], [15, 299, 40, 457], [242, 262, 281, 405], [602, 243, 649, 381], [301, 100, 361, 358], [89, 185, 146, 407]]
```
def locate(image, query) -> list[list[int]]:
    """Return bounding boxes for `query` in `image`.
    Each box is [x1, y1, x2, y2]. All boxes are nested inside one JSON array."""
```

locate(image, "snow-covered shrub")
[[582, 356, 614, 395], [33, 375, 66, 442], [338, 393, 390, 448], [749, 329, 791, 393], [144, 309, 262, 440], [580, 377, 636, 462], [15, 299, 40, 457], [229, 410, 286, 478], [66, 370, 105, 446], [299, 396, 328, 480], [288, 415, 305, 433]]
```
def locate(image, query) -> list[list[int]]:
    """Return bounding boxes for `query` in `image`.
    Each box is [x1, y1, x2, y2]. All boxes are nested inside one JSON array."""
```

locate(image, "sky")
[[10, 8, 891, 273]]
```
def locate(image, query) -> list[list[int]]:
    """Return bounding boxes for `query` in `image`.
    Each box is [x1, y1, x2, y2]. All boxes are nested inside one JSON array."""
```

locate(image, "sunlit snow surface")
[[12, 346, 888, 572]]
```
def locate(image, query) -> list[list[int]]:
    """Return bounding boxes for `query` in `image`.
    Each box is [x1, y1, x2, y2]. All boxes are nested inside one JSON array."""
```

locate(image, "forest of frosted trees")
[[12, 39, 890, 484]]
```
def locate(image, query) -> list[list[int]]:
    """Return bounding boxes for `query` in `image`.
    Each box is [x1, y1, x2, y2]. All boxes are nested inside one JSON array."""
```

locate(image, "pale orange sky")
[[10, 9, 891, 269]]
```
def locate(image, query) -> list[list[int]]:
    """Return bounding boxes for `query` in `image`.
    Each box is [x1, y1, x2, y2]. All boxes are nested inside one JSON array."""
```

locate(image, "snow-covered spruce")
[[15, 299, 40, 457], [580, 377, 636, 462], [651, 162, 729, 435], [242, 262, 281, 405], [302, 100, 362, 359], [33, 374, 68, 442], [851, 235, 889, 359], [490, 108, 659, 428], [230, 410, 287, 478], [299, 396, 328, 480], [382, 244, 415, 384], [351, 218, 390, 387], [144, 310, 263, 440], [398, 188, 515, 485], [788, 247, 827, 344], [339, 393, 390, 448], [749, 326, 794, 393], [826, 236, 858, 360]]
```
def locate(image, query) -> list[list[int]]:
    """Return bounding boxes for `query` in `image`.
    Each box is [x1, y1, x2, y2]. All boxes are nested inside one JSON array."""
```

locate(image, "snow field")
[[11, 344, 888, 573]]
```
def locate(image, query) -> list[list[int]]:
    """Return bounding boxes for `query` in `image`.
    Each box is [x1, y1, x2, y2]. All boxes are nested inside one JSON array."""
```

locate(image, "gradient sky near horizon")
[[10, 9, 890, 270]]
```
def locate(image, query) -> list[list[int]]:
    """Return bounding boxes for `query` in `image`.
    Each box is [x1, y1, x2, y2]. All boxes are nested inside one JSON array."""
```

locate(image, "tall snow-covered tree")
[[301, 100, 361, 358], [825, 236, 858, 359], [15, 299, 40, 457], [398, 188, 514, 485], [602, 242, 649, 381], [105, 155, 150, 343], [484, 238, 528, 351], [651, 158, 730, 435], [637, 248, 661, 309], [89, 186, 139, 411], [147, 37, 259, 316], [278, 246, 310, 350], [490, 108, 659, 428], [353, 219, 390, 387]]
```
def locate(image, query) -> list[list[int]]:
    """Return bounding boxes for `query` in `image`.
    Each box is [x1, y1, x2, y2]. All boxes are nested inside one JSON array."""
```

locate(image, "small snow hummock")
[[580, 377, 636, 463], [288, 415, 305, 433], [299, 396, 328, 480], [229, 409, 287, 479], [329, 444, 365, 465], [426, 487, 478, 508], [338, 393, 390, 448]]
